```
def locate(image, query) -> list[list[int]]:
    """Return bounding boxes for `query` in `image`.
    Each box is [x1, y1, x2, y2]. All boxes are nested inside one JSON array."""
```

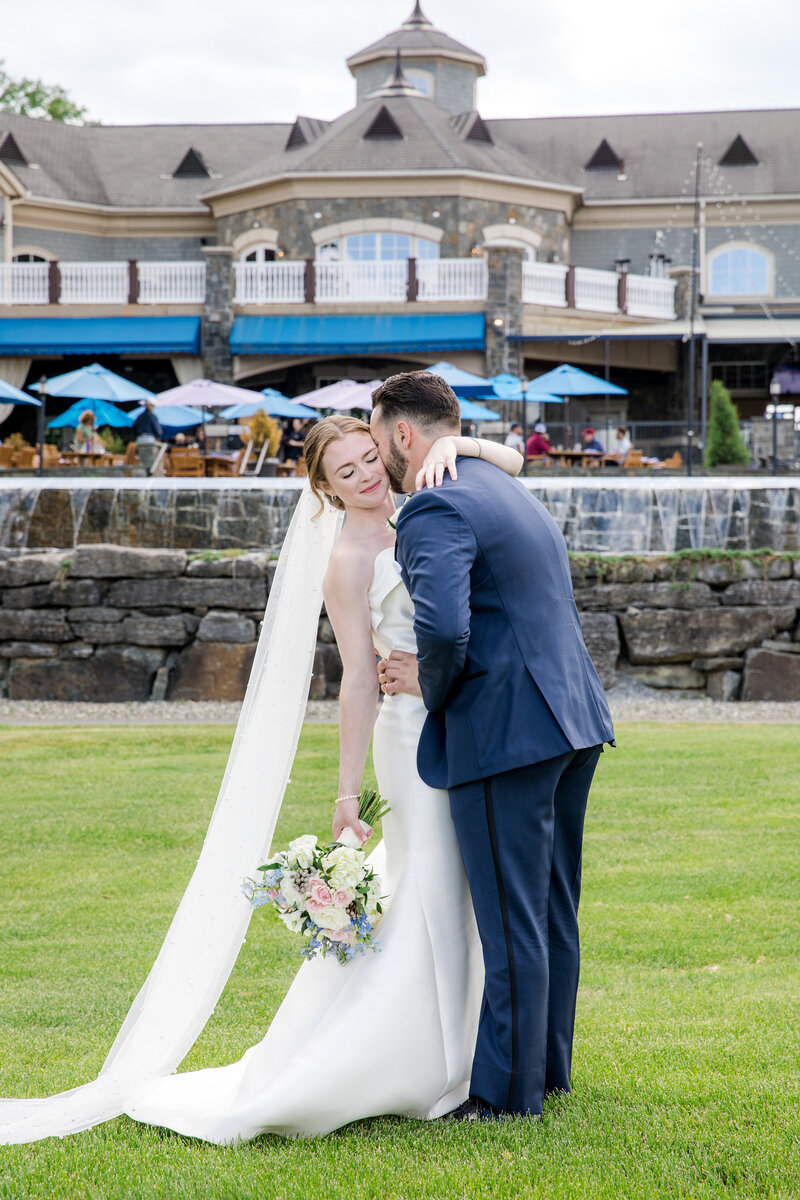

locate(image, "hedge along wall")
[[1, 546, 800, 704]]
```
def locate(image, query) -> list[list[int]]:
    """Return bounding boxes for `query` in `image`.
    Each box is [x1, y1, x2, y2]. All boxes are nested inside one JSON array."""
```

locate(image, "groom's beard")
[[384, 436, 411, 493]]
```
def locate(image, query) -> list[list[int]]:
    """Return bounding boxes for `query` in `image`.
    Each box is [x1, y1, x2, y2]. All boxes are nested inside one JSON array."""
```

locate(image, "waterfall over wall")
[[0, 478, 797, 554]]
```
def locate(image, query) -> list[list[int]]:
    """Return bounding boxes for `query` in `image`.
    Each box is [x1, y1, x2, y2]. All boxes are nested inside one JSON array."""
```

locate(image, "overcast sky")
[[3, 0, 798, 127]]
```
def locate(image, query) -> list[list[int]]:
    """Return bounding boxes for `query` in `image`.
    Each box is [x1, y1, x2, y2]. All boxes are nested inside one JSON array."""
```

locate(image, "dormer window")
[[719, 134, 758, 167], [585, 139, 622, 171], [363, 106, 403, 140], [173, 148, 210, 178], [0, 132, 28, 168]]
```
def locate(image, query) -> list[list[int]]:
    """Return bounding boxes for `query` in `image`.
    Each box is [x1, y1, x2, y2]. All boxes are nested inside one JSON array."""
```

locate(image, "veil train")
[[0, 486, 341, 1144]]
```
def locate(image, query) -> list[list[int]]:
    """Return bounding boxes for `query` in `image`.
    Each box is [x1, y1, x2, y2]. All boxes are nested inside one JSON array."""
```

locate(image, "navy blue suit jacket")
[[395, 457, 614, 789]]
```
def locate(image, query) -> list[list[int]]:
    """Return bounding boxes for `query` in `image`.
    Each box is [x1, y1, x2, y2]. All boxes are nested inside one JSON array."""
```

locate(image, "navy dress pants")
[[449, 745, 603, 1116]]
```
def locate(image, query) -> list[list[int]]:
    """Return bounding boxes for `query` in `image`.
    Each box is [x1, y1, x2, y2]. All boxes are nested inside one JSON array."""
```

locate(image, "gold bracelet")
[[335, 793, 360, 804], [472, 437, 482, 459]]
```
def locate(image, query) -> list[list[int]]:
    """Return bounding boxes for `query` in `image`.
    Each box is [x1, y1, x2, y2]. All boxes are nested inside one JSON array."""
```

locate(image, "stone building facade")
[[2, 2, 800, 425]]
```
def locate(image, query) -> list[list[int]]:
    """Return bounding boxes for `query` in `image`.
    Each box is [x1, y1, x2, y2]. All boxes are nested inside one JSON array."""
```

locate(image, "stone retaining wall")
[[1, 546, 799, 704]]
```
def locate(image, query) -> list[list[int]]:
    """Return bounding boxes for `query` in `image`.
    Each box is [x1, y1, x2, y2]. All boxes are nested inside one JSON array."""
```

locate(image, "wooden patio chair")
[[41, 443, 61, 467], [0, 445, 14, 468], [169, 448, 205, 478], [623, 448, 644, 469], [296, 456, 307, 477], [660, 450, 682, 469], [12, 447, 37, 469]]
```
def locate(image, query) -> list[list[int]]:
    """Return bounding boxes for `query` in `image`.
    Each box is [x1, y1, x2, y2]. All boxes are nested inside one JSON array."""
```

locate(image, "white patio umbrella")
[[152, 379, 262, 407], [290, 380, 366, 410]]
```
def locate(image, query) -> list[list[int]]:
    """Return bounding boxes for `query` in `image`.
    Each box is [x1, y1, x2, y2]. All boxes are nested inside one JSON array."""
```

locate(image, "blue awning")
[[0, 316, 201, 356], [230, 313, 485, 356]]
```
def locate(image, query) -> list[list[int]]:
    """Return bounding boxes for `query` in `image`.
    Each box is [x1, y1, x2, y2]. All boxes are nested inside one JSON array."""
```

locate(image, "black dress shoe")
[[443, 1097, 501, 1122]]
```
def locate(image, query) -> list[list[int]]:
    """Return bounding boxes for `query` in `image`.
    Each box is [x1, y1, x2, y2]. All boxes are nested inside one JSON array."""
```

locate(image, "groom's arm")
[[396, 490, 477, 713]]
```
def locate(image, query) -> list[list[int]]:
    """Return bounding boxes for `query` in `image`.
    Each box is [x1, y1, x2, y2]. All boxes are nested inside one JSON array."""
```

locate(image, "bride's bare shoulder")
[[324, 536, 376, 597]]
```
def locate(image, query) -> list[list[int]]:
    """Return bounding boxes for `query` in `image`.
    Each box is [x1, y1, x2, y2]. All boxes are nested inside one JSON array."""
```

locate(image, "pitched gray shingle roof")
[[3, 105, 800, 212], [488, 109, 800, 202], [0, 112, 290, 209], [203, 95, 570, 197]]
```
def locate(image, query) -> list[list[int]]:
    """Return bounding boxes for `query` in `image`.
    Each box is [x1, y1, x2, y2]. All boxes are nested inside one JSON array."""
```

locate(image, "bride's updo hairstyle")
[[304, 414, 373, 515]]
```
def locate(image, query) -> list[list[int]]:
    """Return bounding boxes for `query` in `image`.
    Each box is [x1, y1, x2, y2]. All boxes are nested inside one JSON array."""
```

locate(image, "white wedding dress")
[[125, 546, 483, 1141]]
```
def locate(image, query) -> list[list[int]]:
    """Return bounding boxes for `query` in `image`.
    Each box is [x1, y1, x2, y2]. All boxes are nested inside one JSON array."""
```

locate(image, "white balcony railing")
[[138, 261, 206, 304], [0, 255, 677, 319], [574, 266, 620, 314], [233, 261, 306, 305], [59, 262, 129, 304], [416, 258, 487, 301], [0, 262, 50, 305], [522, 261, 569, 307], [316, 260, 408, 304], [626, 274, 677, 319], [523, 261, 676, 319]]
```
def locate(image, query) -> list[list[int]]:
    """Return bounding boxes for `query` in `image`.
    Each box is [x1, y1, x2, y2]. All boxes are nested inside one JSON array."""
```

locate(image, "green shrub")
[[704, 379, 750, 467], [99, 427, 125, 454]]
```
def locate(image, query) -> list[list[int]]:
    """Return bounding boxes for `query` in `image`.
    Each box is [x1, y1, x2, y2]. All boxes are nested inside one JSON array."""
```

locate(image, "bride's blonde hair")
[[304, 414, 373, 515]]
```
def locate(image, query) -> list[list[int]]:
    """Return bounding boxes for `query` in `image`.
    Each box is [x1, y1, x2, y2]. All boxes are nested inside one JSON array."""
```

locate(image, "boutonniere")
[[387, 496, 410, 531]]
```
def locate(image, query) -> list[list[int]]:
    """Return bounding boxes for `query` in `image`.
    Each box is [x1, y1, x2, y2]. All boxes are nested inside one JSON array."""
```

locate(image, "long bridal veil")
[[0, 486, 341, 1144]]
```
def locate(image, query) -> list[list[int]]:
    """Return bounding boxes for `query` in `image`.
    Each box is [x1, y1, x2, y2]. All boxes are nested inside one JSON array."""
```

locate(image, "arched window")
[[708, 244, 771, 296], [13, 252, 49, 263], [242, 243, 278, 263], [317, 233, 439, 262]]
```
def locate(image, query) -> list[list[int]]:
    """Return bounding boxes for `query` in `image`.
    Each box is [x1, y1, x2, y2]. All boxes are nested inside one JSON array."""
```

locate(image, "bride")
[[0, 415, 521, 1145]]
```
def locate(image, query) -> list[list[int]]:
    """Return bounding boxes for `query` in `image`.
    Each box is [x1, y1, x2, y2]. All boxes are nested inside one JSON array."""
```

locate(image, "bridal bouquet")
[[243, 789, 389, 965]]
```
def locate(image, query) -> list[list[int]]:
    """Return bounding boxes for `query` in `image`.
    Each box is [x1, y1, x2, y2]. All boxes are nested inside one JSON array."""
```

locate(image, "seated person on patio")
[[284, 418, 307, 463], [504, 423, 525, 454], [73, 410, 105, 453], [608, 426, 632, 464], [526, 422, 553, 457], [581, 426, 605, 454]]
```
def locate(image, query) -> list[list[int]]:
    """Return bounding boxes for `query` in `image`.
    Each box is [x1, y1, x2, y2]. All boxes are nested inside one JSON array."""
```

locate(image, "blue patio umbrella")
[[424, 361, 495, 398], [129, 404, 209, 439], [526, 364, 628, 397], [458, 397, 501, 421], [47, 397, 134, 429], [0, 379, 41, 405], [219, 389, 318, 420], [487, 373, 564, 405], [31, 362, 155, 402]]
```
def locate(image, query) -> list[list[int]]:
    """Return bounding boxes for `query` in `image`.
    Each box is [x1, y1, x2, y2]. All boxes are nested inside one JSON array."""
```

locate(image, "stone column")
[[202, 247, 235, 383], [484, 246, 524, 378]]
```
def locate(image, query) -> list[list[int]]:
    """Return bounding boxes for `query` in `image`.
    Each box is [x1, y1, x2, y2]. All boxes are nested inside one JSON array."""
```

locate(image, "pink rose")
[[306, 879, 334, 911], [331, 929, 356, 947], [333, 888, 354, 907]]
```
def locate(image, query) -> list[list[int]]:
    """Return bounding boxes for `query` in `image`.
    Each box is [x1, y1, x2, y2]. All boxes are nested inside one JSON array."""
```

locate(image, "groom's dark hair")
[[371, 371, 461, 431]]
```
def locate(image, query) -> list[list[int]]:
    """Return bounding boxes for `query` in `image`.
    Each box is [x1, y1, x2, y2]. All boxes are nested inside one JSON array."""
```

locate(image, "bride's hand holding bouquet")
[[243, 788, 390, 965]]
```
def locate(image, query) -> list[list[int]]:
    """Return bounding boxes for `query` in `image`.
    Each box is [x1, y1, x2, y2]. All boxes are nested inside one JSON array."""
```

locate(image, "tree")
[[704, 379, 751, 468], [0, 61, 87, 123]]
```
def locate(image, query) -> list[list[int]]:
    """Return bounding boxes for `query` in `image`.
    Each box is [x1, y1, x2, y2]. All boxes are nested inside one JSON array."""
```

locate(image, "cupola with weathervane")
[[347, 2, 486, 115]]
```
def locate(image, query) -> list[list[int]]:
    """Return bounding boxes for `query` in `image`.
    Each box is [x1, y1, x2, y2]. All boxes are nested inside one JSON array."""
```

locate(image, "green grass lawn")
[[0, 723, 798, 1200]]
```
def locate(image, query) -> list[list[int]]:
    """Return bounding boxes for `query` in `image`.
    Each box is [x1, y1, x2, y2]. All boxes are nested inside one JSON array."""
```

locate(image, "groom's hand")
[[377, 650, 422, 697]]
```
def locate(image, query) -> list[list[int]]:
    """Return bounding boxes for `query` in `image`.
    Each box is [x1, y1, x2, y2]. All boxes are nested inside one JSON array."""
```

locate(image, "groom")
[[370, 371, 614, 1121]]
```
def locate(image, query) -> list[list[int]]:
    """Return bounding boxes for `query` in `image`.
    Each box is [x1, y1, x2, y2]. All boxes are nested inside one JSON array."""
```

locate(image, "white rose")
[[312, 904, 350, 931], [322, 845, 364, 890], [280, 909, 306, 933], [287, 834, 318, 869]]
